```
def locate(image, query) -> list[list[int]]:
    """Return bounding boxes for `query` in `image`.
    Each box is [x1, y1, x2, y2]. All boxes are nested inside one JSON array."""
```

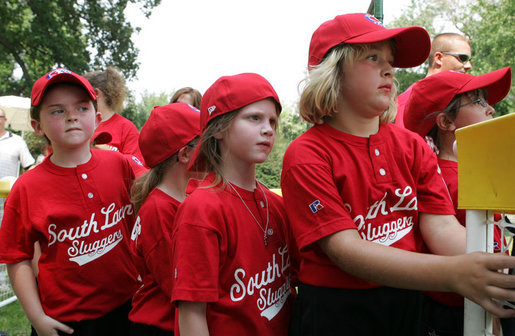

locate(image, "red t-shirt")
[[129, 189, 179, 331], [394, 83, 414, 127], [0, 149, 138, 322], [171, 177, 295, 336], [281, 122, 454, 289], [94, 113, 145, 164]]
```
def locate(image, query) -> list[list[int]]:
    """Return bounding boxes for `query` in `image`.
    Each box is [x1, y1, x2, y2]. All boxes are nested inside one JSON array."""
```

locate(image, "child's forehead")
[[41, 83, 95, 105], [238, 98, 280, 115]]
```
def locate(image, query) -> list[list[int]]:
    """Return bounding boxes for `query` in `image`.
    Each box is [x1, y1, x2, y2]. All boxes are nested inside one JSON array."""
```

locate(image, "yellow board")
[[0, 179, 10, 198], [270, 188, 282, 196], [456, 113, 515, 213]]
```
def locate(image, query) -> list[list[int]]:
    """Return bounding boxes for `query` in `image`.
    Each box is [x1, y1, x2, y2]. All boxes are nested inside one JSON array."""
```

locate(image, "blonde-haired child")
[[281, 13, 515, 335], [172, 73, 296, 336], [128, 103, 202, 335]]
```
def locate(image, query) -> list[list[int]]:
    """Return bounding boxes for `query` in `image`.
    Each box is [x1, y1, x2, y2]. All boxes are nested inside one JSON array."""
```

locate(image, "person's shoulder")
[[384, 123, 424, 144], [113, 114, 139, 130], [283, 125, 332, 171]]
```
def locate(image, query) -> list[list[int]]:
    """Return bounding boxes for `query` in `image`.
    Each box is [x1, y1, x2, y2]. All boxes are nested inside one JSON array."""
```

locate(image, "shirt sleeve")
[[281, 162, 355, 252], [172, 223, 220, 303], [413, 139, 454, 215], [19, 139, 35, 169]]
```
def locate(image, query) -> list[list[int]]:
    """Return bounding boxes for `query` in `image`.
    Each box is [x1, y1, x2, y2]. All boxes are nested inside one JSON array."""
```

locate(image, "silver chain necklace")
[[228, 182, 270, 246]]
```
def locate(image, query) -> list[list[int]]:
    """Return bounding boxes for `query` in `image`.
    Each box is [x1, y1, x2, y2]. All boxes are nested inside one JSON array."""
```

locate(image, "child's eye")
[[366, 54, 378, 61], [249, 115, 260, 121], [78, 106, 89, 112], [51, 109, 64, 115]]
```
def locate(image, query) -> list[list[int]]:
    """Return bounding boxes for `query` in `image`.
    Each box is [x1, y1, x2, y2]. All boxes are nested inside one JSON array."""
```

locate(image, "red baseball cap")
[[139, 103, 201, 168], [91, 131, 112, 145], [189, 72, 281, 171], [404, 67, 512, 136], [31, 68, 97, 106], [308, 13, 430, 70]]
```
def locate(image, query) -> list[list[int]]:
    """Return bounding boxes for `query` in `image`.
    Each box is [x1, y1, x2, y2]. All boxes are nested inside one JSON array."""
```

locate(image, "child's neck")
[[437, 131, 458, 162], [157, 164, 189, 202], [49, 143, 92, 167], [99, 108, 115, 122], [328, 102, 380, 137], [222, 161, 256, 191]]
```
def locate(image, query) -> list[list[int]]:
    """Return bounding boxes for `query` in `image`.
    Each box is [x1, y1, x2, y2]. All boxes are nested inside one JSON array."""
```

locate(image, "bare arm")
[[7, 261, 73, 336], [178, 301, 209, 336], [419, 213, 466, 255], [318, 229, 515, 317]]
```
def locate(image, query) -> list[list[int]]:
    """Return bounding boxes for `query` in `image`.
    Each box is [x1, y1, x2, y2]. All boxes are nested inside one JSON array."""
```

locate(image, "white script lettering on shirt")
[[351, 186, 417, 246], [46, 202, 133, 266], [48, 202, 133, 246], [229, 245, 292, 320]]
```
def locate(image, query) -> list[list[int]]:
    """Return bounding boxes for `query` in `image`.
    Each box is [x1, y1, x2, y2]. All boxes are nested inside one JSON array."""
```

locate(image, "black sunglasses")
[[442, 52, 472, 63], [458, 98, 489, 109]]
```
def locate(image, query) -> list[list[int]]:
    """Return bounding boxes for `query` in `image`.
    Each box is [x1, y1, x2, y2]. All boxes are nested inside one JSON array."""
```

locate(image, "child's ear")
[[435, 113, 456, 132], [213, 132, 224, 140], [177, 145, 193, 164], [94, 111, 102, 128], [31, 119, 45, 137]]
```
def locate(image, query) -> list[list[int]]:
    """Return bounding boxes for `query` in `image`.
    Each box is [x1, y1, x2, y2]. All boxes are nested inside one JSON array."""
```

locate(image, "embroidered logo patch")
[[309, 200, 324, 214], [365, 14, 384, 27], [46, 68, 74, 79], [208, 105, 216, 115], [132, 156, 144, 166]]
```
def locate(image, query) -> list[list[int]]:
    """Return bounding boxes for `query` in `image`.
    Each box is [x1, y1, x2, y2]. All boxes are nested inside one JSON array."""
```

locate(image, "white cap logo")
[[208, 105, 216, 115]]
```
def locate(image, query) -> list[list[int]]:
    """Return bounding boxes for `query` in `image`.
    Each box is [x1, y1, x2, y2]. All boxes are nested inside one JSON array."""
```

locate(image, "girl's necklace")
[[228, 182, 270, 246]]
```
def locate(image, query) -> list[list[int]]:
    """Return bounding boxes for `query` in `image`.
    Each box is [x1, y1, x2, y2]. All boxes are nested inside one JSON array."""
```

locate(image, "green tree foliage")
[[0, 0, 161, 97], [389, 0, 514, 116], [122, 91, 170, 130], [256, 104, 309, 189]]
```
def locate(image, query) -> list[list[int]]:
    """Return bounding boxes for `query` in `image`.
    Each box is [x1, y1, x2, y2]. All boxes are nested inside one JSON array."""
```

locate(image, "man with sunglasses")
[[0, 107, 35, 179], [395, 33, 472, 126]]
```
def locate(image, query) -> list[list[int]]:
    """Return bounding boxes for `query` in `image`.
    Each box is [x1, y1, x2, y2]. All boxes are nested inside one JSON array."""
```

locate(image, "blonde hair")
[[84, 66, 127, 113], [299, 42, 397, 125], [194, 111, 239, 188]]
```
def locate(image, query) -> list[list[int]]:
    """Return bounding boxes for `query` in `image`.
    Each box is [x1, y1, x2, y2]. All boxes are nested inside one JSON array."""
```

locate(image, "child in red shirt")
[[128, 103, 202, 335], [171, 73, 296, 336], [280, 13, 515, 335], [0, 68, 139, 336], [403, 66, 512, 336]]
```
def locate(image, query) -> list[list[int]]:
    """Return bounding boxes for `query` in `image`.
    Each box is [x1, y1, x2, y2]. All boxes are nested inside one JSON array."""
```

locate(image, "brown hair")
[[169, 87, 203, 109], [299, 41, 397, 125], [84, 66, 127, 113], [131, 137, 199, 213]]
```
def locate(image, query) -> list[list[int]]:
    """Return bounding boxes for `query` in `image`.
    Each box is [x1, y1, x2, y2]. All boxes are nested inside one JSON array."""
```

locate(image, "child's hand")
[[450, 252, 515, 318], [33, 314, 74, 336]]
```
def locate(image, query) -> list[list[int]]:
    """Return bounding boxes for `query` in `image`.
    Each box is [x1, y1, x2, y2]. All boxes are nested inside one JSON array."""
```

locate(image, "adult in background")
[[169, 87, 202, 109], [84, 66, 145, 165], [395, 33, 472, 126], [0, 107, 35, 179]]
